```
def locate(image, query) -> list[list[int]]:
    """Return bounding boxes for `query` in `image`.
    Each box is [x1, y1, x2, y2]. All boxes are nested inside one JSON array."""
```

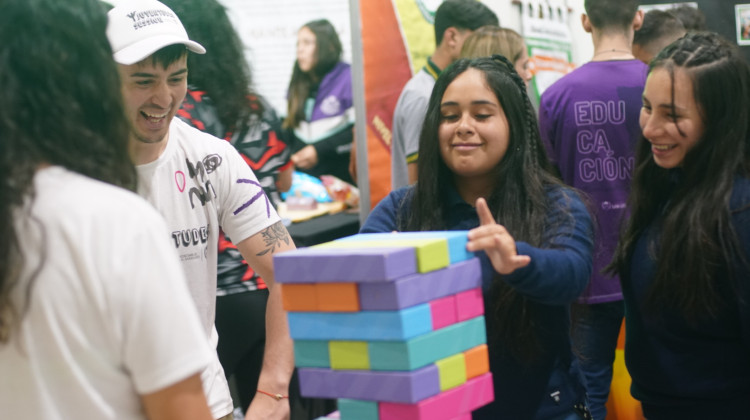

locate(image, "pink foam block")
[[379, 373, 494, 420], [430, 295, 458, 330], [455, 288, 484, 322]]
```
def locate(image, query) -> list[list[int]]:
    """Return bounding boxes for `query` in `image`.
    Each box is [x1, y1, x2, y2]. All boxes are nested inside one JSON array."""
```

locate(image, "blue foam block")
[[369, 316, 487, 371], [287, 303, 433, 341], [359, 258, 482, 310], [273, 247, 416, 283], [336, 231, 474, 264]]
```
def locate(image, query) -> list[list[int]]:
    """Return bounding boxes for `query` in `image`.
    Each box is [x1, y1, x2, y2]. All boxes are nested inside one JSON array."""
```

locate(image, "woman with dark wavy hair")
[[284, 19, 355, 185], [0, 0, 212, 418], [610, 32, 750, 419], [361, 55, 594, 419]]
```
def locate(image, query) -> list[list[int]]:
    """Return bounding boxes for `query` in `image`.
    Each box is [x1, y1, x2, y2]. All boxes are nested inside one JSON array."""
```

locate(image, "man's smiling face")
[[118, 54, 188, 145]]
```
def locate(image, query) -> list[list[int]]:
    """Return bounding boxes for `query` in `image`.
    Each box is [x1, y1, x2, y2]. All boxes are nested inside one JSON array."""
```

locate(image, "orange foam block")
[[464, 344, 489, 380], [379, 373, 494, 420], [317, 283, 360, 312], [282, 283, 360, 312], [281, 283, 318, 311]]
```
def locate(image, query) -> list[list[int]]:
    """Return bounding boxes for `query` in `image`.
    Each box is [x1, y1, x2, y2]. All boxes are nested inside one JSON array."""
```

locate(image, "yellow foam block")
[[329, 341, 370, 370], [315, 238, 449, 273], [435, 352, 467, 391]]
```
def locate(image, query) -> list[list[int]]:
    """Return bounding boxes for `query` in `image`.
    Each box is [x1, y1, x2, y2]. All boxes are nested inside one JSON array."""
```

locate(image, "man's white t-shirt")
[[0, 167, 212, 419], [136, 118, 281, 417]]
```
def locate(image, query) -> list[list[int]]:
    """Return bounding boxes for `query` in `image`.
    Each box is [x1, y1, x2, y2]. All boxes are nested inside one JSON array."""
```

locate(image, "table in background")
[[286, 212, 360, 247]]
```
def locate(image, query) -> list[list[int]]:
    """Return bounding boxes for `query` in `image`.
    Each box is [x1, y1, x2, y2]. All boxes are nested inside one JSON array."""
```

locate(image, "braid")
[[491, 54, 551, 177], [491, 54, 527, 92], [656, 32, 732, 69]]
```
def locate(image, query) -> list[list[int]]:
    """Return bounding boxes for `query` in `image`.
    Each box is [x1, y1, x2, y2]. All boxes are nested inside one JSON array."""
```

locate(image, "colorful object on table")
[[281, 171, 332, 203], [274, 231, 494, 420], [286, 195, 318, 210]]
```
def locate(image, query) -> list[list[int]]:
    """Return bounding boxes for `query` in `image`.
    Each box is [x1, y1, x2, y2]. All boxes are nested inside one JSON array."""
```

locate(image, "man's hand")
[[244, 392, 290, 420], [466, 198, 530, 275]]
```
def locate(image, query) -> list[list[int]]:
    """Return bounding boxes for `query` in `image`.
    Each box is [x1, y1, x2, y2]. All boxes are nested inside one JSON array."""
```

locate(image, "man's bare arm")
[[236, 221, 296, 420]]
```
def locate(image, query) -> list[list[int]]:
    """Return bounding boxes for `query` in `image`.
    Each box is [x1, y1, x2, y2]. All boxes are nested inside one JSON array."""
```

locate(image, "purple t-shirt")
[[539, 59, 647, 303]]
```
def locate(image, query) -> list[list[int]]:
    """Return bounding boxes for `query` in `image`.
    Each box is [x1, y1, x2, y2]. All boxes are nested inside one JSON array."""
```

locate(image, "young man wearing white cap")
[[105, 1, 295, 419]]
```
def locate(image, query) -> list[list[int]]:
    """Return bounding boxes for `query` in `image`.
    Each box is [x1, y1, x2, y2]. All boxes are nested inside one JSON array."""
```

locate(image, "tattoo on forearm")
[[256, 221, 291, 256]]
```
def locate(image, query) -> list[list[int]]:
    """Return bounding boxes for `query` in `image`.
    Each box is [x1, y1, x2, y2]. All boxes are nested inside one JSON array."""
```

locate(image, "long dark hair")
[[611, 32, 750, 322], [283, 19, 342, 129], [0, 0, 135, 343], [162, 0, 261, 132], [402, 56, 568, 359]]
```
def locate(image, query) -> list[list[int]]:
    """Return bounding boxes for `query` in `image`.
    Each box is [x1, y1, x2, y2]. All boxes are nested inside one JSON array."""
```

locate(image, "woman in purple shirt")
[[284, 19, 354, 185]]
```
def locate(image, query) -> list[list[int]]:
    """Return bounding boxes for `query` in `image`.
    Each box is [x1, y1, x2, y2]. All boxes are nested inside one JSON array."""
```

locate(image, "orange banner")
[[360, 1, 412, 209]]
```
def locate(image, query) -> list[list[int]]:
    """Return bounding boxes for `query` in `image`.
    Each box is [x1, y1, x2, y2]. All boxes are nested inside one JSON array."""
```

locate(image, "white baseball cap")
[[106, 0, 205, 65]]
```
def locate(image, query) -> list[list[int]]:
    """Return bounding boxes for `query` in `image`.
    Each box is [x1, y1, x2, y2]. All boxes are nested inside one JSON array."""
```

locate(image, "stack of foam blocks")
[[273, 231, 494, 420]]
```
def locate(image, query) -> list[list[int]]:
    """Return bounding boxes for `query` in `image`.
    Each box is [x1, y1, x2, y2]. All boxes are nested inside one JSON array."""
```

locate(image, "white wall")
[[219, 0, 352, 117], [217, 0, 594, 118], [483, 0, 593, 66]]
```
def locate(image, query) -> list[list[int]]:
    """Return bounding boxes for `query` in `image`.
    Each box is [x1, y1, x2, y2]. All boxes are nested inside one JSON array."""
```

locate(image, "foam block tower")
[[273, 231, 494, 420]]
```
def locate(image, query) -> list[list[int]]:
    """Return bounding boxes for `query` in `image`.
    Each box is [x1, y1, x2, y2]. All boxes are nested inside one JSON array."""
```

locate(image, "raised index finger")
[[475, 197, 496, 227]]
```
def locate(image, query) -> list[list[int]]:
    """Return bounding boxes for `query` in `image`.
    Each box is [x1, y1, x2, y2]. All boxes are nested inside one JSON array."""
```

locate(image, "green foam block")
[[294, 340, 330, 368], [338, 398, 379, 420]]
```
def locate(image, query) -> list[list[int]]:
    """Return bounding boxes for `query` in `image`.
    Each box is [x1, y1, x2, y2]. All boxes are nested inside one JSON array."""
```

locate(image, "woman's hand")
[[291, 145, 318, 170], [466, 197, 531, 275]]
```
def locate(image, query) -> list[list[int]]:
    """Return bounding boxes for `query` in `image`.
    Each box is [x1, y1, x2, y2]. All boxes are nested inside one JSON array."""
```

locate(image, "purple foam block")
[[359, 258, 481, 310], [298, 365, 441, 404], [273, 247, 417, 283]]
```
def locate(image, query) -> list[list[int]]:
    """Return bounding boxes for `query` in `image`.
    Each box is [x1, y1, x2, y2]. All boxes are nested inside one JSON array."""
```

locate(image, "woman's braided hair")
[[406, 55, 572, 361], [611, 32, 750, 322]]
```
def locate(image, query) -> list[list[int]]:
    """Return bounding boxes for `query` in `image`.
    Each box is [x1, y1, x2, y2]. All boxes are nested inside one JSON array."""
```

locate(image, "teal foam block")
[[287, 303, 433, 341], [273, 246, 417, 283], [294, 340, 330, 368], [359, 258, 481, 310], [369, 316, 487, 371], [338, 399, 379, 420], [337, 231, 474, 264]]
